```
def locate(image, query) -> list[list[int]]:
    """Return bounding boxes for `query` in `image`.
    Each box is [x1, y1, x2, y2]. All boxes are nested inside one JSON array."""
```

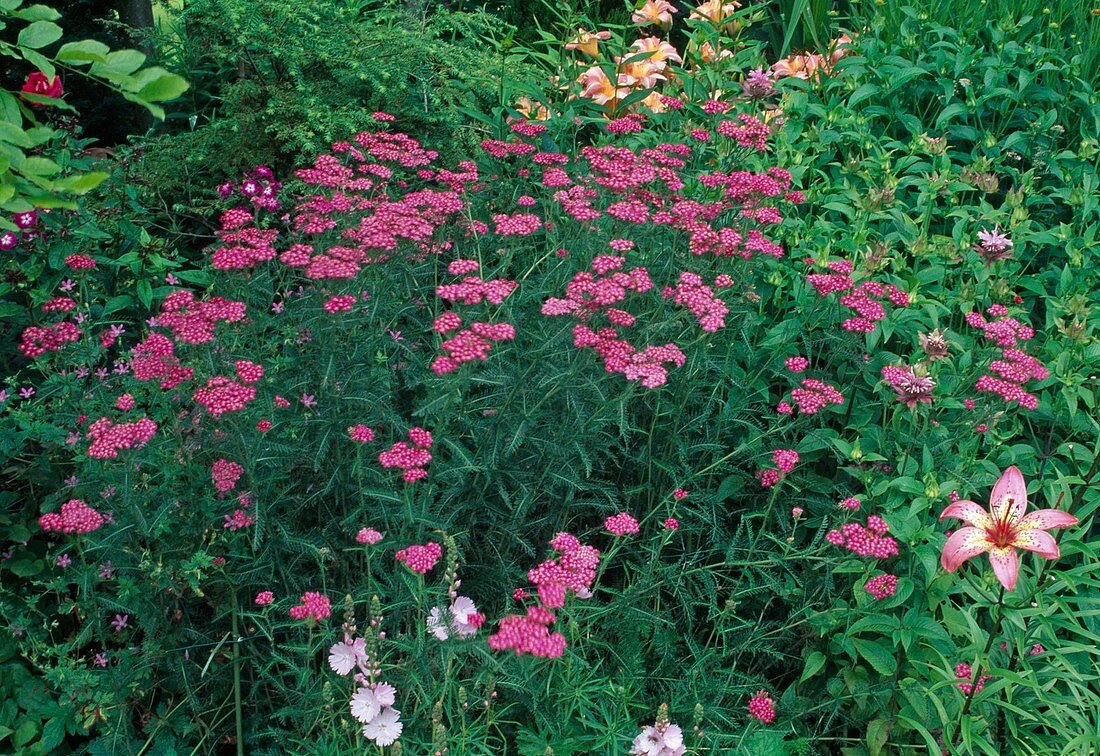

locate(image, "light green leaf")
[[17, 20, 62, 49], [13, 4, 60, 21], [56, 39, 110, 65], [52, 171, 108, 194], [136, 71, 190, 103], [95, 49, 146, 77]]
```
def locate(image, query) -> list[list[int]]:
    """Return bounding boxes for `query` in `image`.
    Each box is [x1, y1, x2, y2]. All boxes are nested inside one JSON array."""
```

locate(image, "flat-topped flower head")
[[940, 465, 1078, 590]]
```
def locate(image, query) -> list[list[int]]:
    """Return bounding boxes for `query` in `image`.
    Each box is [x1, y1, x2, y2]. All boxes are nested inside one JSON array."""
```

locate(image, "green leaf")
[[801, 651, 827, 682], [39, 718, 65, 750], [853, 638, 897, 676], [867, 718, 890, 756], [0, 122, 33, 147], [56, 39, 110, 65], [52, 172, 108, 194], [13, 4, 61, 21], [135, 71, 190, 103], [17, 20, 62, 49], [18, 156, 59, 176], [20, 48, 54, 79], [96, 49, 147, 77], [102, 294, 134, 315], [136, 278, 152, 309], [848, 83, 881, 108]]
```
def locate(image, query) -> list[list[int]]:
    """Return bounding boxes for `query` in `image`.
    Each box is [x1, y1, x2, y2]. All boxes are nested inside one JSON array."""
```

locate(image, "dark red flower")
[[21, 72, 63, 107]]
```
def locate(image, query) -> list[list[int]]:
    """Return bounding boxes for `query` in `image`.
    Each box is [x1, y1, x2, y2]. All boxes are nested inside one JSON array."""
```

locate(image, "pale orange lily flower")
[[690, 40, 734, 66], [514, 96, 551, 122], [631, 36, 683, 66], [640, 91, 668, 113], [632, 0, 677, 29], [689, 0, 741, 24], [772, 52, 826, 81], [577, 66, 630, 106], [940, 466, 1078, 590], [828, 33, 854, 66], [566, 29, 611, 58]]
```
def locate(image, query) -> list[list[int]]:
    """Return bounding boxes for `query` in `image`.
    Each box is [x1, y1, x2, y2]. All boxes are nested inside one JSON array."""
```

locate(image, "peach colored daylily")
[[566, 29, 611, 58], [940, 466, 1078, 590], [631, 36, 683, 66], [772, 52, 826, 81], [689, 0, 741, 25], [577, 66, 630, 106], [632, 0, 677, 29]]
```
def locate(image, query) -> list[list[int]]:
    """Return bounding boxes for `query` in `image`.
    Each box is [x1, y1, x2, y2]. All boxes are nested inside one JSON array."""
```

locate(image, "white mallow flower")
[[427, 606, 450, 640], [349, 683, 396, 724], [427, 596, 481, 640], [362, 706, 403, 746], [450, 596, 479, 637], [327, 637, 366, 676]]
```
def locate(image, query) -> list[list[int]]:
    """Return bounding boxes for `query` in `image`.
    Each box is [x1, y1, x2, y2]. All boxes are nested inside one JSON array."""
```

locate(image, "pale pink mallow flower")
[[350, 682, 396, 723], [362, 705, 403, 746], [328, 636, 367, 676], [940, 465, 1078, 590], [631, 722, 686, 756]]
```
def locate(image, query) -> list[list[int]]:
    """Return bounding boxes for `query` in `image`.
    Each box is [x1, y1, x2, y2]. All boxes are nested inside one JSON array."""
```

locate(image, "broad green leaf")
[[13, 4, 60, 21], [56, 39, 110, 64], [98, 49, 147, 76], [52, 172, 108, 194], [17, 20, 62, 49], [854, 638, 897, 676], [867, 717, 890, 756], [801, 651, 827, 682], [136, 71, 190, 103], [20, 47, 55, 79]]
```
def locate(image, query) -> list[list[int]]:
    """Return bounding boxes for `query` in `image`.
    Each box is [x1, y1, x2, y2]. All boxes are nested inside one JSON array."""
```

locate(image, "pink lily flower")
[[940, 466, 1078, 590]]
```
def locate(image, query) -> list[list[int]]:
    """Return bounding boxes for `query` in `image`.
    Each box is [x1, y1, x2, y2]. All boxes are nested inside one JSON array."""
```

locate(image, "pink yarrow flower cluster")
[[193, 377, 256, 416], [748, 690, 777, 724], [662, 272, 728, 332], [489, 532, 600, 658], [131, 334, 193, 389], [378, 426, 433, 482], [288, 591, 331, 622], [827, 515, 899, 558], [605, 512, 640, 535], [757, 449, 799, 487], [86, 416, 157, 458], [155, 290, 246, 345], [211, 459, 244, 493], [955, 663, 993, 695], [785, 378, 844, 415], [19, 321, 82, 358], [394, 541, 442, 574], [39, 499, 105, 535]]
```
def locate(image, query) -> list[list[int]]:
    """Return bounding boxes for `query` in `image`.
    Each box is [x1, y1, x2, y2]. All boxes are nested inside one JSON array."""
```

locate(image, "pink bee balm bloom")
[[939, 466, 1078, 590]]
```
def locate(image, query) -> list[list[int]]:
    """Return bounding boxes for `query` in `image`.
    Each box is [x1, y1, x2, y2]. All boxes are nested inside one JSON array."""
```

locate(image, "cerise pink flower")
[[939, 466, 1077, 590]]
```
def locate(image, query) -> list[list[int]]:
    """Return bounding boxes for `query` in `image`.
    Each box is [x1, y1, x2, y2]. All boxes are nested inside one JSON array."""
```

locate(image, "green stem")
[[959, 585, 1006, 719], [231, 598, 244, 756]]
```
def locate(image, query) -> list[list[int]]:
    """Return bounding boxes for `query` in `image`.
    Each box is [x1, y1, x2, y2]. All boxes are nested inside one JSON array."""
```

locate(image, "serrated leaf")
[[853, 638, 897, 676]]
